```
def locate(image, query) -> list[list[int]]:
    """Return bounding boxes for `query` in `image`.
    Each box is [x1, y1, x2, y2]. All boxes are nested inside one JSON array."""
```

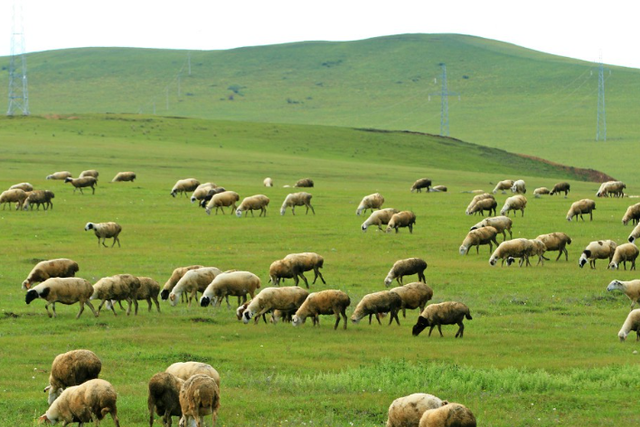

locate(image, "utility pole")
[[429, 63, 459, 136], [596, 58, 606, 141], [7, 0, 29, 116]]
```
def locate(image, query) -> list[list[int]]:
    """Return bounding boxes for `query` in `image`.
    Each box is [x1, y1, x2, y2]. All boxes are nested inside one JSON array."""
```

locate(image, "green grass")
[[1, 114, 640, 426]]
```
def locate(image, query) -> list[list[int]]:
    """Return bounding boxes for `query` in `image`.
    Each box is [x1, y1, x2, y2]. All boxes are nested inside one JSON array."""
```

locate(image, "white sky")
[[2, 0, 640, 69]]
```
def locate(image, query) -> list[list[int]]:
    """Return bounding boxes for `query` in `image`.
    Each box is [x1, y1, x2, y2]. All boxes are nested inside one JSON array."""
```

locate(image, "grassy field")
[[1, 114, 640, 426]]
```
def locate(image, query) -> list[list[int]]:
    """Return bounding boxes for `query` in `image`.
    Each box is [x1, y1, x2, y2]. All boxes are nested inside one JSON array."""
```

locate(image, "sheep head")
[[412, 316, 430, 336]]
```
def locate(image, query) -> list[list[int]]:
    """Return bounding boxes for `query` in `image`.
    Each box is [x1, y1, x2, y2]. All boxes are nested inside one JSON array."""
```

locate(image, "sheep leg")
[[418, 272, 426, 283], [555, 251, 562, 262], [153, 297, 161, 313], [102, 237, 109, 247], [125, 297, 133, 315], [333, 313, 341, 330], [299, 273, 309, 288], [91, 186, 95, 195], [85, 301, 99, 317], [113, 236, 121, 248], [436, 324, 444, 337], [408, 224, 413, 233], [44, 302, 54, 318], [146, 298, 152, 312], [291, 206, 296, 215], [375, 312, 382, 325], [308, 204, 315, 215], [314, 268, 326, 285], [341, 310, 348, 330], [455, 321, 465, 338], [428, 325, 436, 337], [134, 298, 139, 315], [388, 310, 400, 326]]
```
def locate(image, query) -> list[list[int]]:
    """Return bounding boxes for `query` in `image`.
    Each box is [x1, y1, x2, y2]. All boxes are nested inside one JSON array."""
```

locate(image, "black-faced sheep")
[[386, 393, 444, 427], [64, 176, 97, 194], [291, 289, 351, 330], [384, 257, 427, 287], [22, 258, 79, 290], [0, 188, 27, 210], [536, 232, 572, 261], [135, 276, 161, 313], [178, 374, 220, 427], [412, 301, 472, 338], [418, 402, 476, 427], [356, 193, 384, 216], [596, 180, 626, 198], [578, 240, 617, 269], [533, 187, 550, 198], [45, 349, 102, 405], [489, 238, 530, 266], [500, 195, 527, 217], [389, 282, 434, 318], [284, 252, 326, 286], [263, 177, 273, 187], [459, 226, 499, 255], [169, 267, 222, 307], [46, 171, 72, 180], [510, 179, 526, 194], [410, 178, 431, 193], [205, 191, 239, 215], [386, 210, 417, 234], [190, 182, 217, 204], [607, 279, 640, 310], [200, 270, 261, 308], [608, 243, 639, 270], [361, 208, 399, 232], [161, 265, 204, 300], [85, 222, 122, 247], [470, 215, 513, 241], [25, 277, 97, 319], [629, 223, 640, 244], [622, 203, 640, 226], [165, 361, 220, 387], [111, 171, 136, 182], [280, 192, 315, 215], [10, 182, 33, 191], [170, 178, 200, 198], [618, 309, 640, 342], [550, 181, 571, 197], [350, 290, 402, 325], [294, 178, 314, 188], [23, 189, 55, 210], [148, 372, 184, 427], [241, 286, 309, 324], [566, 198, 596, 222], [491, 179, 514, 194], [235, 194, 270, 217]]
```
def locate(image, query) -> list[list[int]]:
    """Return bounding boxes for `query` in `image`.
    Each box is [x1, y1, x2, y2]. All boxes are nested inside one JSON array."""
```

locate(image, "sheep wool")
[[0, 188, 27, 210], [148, 372, 184, 427], [389, 282, 434, 318], [169, 267, 222, 307], [350, 290, 402, 325], [64, 176, 97, 195], [241, 286, 310, 324], [235, 194, 270, 217], [161, 265, 204, 300], [500, 195, 527, 217], [25, 277, 97, 319], [178, 374, 220, 427], [607, 280, 640, 311], [205, 191, 240, 215], [418, 402, 477, 427], [134, 276, 161, 313], [608, 243, 639, 270], [535, 232, 572, 262], [413, 301, 472, 338], [111, 171, 136, 182], [85, 222, 122, 248], [356, 193, 385, 216], [469, 215, 513, 241], [384, 257, 427, 287], [166, 361, 221, 387], [291, 289, 351, 330], [566, 199, 596, 222], [46, 171, 72, 180], [361, 208, 399, 232], [386, 210, 417, 234], [280, 192, 315, 215], [410, 178, 432, 193], [459, 226, 499, 255], [199, 270, 261, 308], [386, 393, 444, 427], [283, 252, 326, 287], [45, 349, 102, 405], [22, 258, 79, 290], [491, 179, 514, 194], [550, 181, 571, 197], [578, 240, 617, 269]]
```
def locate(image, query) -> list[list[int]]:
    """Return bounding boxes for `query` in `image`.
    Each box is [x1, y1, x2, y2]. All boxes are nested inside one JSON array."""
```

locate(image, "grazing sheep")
[[536, 232, 572, 261], [578, 240, 617, 269], [9, 182, 33, 191], [263, 177, 273, 187], [464, 193, 495, 215], [200, 270, 261, 308], [533, 187, 550, 198], [148, 372, 184, 427], [23, 189, 55, 210], [629, 223, 640, 244], [197, 187, 227, 209], [241, 286, 309, 324], [412, 301, 472, 338], [64, 176, 97, 194], [410, 178, 432, 193], [470, 215, 513, 241], [491, 180, 514, 194], [489, 238, 531, 266], [386, 393, 444, 427], [38, 379, 121, 427], [418, 402, 476, 427], [190, 182, 217, 204], [205, 191, 239, 215], [622, 203, 640, 226], [135, 276, 161, 313], [170, 178, 200, 198], [25, 277, 97, 319], [0, 188, 27, 210], [597, 180, 626, 198], [169, 267, 222, 307], [46, 171, 72, 180], [161, 265, 204, 300], [431, 185, 447, 192], [386, 210, 417, 234], [280, 192, 315, 215], [459, 226, 499, 255], [22, 258, 79, 290], [466, 197, 497, 216], [361, 208, 399, 232], [608, 243, 639, 270], [235, 194, 270, 217], [79, 169, 99, 180], [356, 193, 384, 216], [350, 290, 402, 325], [510, 179, 526, 194], [519, 238, 547, 267], [269, 258, 306, 287], [236, 301, 268, 324], [45, 349, 102, 405], [165, 361, 220, 387], [384, 257, 427, 287], [389, 282, 434, 318], [607, 280, 640, 310], [90, 274, 141, 316], [566, 198, 596, 222], [291, 289, 351, 330], [85, 222, 122, 247], [500, 195, 527, 217], [618, 309, 640, 341], [111, 171, 136, 182], [294, 178, 314, 188], [284, 252, 326, 286], [550, 181, 571, 197], [178, 374, 220, 427]]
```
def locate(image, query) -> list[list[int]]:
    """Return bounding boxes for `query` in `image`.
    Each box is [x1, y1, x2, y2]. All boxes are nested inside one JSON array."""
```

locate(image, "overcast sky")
[[2, 0, 639, 69]]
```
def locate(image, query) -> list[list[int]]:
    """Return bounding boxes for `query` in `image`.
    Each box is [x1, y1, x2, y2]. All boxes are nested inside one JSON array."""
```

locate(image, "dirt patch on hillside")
[[516, 153, 615, 183]]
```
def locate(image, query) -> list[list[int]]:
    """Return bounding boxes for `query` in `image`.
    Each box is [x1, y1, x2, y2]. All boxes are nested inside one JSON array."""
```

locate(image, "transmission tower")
[[429, 63, 459, 136], [596, 59, 606, 141], [7, 0, 29, 116]]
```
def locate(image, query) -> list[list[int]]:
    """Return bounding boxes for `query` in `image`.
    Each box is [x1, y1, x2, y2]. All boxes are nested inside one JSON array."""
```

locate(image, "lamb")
[[22, 189, 55, 210], [10, 182, 33, 191], [510, 179, 526, 194], [148, 372, 184, 427], [291, 289, 351, 330], [459, 226, 499, 255], [22, 258, 79, 290], [280, 192, 315, 215], [79, 169, 99, 180], [607, 280, 640, 310], [629, 223, 640, 244], [350, 290, 402, 325], [466, 197, 497, 216], [500, 195, 527, 217], [618, 309, 640, 341], [268, 258, 306, 287], [111, 171, 136, 182], [85, 221, 122, 247], [533, 187, 550, 198], [46, 171, 72, 180], [550, 181, 571, 197], [294, 178, 314, 188], [263, 177, 273, 187], [25, 277, 98, 319], [0, 188, 27, 210], [90, 274, 141, 316], [596, 180, 626, 198], [384, 257, 427, 286], [361, 208, 399, 232], [356, 193, 384, 215], [386, 393, 444, 427], [464, 193, 494, 215], [470, 215, 513, 241], [45, 349, 102, 405], [134, 276, 161, 313], [38, 378, 120, 427], [566, 198, 596, 221], [169, 267, 222, 307], [410, 178, 432, 193], [412, 301, 472, 338], [64, 176, 97, 194], [241, 286, 309, 324], [205, 191, 239, 215], [578, 240, 617, 268], [418, 402, 476, 427], [170, 178, 200, 197], [165, 361, 221, 387], [389, 282, 434, 318], [178, 374, 220, 427], [622, 203, 640, 226], [235, 194, 270, 217], [161, 265, 204, 300], [535, 232, 572, 261], [190, 182, 218, 203], [489, 238, 531, 266], [608, 243, 639, 270], [199, 270, 261, 308], [491, 179, 514, 194], [386, 210, 417, 233], [284, 252, 326, 286]]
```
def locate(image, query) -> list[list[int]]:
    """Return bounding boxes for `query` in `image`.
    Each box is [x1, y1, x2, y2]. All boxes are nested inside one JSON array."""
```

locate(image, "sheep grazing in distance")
[[412, 301, 472, 338], [411, 178, 432, 193], [38, 379, 121, 427], [45, 349, 102, 405], [361, 208, 399, 232], [465, 193, 494, 215], [431, 185, 447, 192], [510, 179, 526, 194], [389, 282, 434, 318], [178, 374, 220, 427], [90, 274, 141, 316], [23, 189, 55, 210], [597, 180, 626, 198], [79, 169, 99, 180], [280, 192, 315, 215], [241, 286, 309, 324], [148, 372, 184, 427], [134, 276, 161, 313], [284, 252, 326, 286], [629, 223, 640, 244], [608, 243, 639, 270], [566, 198, 596, 222], [291, 289, 351, 330], [578, 240, 617, 269], [386, 393, 444, 427], [470, 215, 513, 241], [205, 191, 239, 215], [64, 176, 97, 194], [165, 361, 221, 387], [466, 197, 497, 216], [169, 267, 222, 307], [500, 195, 527, 217], [161, 265, 204, 300], [25, 277, 97, 319], [550, 181, 571, 197], [170, 178, 200, 198], [9, 182, 33, 191], [190, 182, 218, 204], [384, 257, 427, 287], [294, 178, 314, 188], [46, 171, 72, 180], [263, 177, 273, 187], [536, 232, 572, 262], [533, 187, 550, 198], [622, 203, 640, 226], [22, 258, 79, 290], [200, 270, 261, 308], [85, 221, 122, 247], [489, 238, 531, 267], [607, 280, 640, 310], [356, 193, 384, 216], [419, 402, 477, 427], [386, 210, 417, 234], [459, 226, 499, 255], [350, 290, 402, 325], [491, 179, 514, 194], [618, 309, 640, 342], [111, 171, 136, 182], [235, 194, 270, 217], [0, 188, 27, 210]]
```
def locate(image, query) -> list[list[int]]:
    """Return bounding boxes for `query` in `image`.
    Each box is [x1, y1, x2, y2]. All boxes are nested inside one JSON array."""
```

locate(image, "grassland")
[[1, 114, 640, 426]]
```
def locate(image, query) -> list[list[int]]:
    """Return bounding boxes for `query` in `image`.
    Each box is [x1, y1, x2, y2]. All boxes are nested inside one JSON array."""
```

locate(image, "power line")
[[429, 63, 459, 136], [7, 0, 29, 116], [596, 58, 606, 142]]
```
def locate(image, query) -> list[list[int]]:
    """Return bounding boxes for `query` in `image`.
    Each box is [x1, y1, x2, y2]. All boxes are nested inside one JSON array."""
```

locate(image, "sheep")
[[470, 215, 513, 241], [9, 182, 33, 191], [412, 301, 472, 338], [205, 191, 239, 215], [418, 402, 476, 427], [64, 176, 97, 194], [410, 178, 432, 193], [464, 193, 494, 215], [459, 226, 499, 256], [386, 393, 444, 427], [25, 277, 98, 319], [491, 179, 514, 194], [607, 280, 640, 310], [236, 301, 269, 324], [629, 223, 640, 244], [85, 221, 122, 247], [510, 179, 526, 194], [269, 258, 306, 287], [263, 177, 273, 187], [199, 270, 261, 308], [291, 289, 351, 330], [622, 203, 640, 226], [22, 258, 79, 290], [178, 374, 220, 427], [235, 194, 270, 217], [0, 188, 27, 210], [280, 192, 315, 215], [489, 238, 531, 266], [430, 185, 447, 192], [38, 378, 121, 427], [79, 169, 99, 180], [350, 290, 402, 325], [45, 349, 102, 405], [190, 182, 217, 203], [566, 198, 596, 221], [533, 187, 550, 198], [90, 274, 141, 316], [361, 208, 399, 232], [356, 193, 384, 216], [241, 286, 309, 324], [111, 171, 136, 182], [22, 189, 55, 210], [284, 252, 326, 286], [294, 178, 314, 188], [550, 181, 571, 197], [148, 372, 184, 427], [165, 361, 220, 387], [618, 309, 640, 341], [596, 180, 626, 198], [500, 195, 527, 217], [466, 197, 497, 216], [135, 276, 161, 313], [386, 210, 417, 234], [384, 257, 427, 287], [46, 171, 72, 180], [578, 240, 617, 269], [389, 282, 434, 318], [169, 267, 222, 307], [170, 178, 200, 197], [198, 187, 227, 209], [608, 243, 639, 270], [161, 265, 204, 300], [535, 232, 572, 261], [518, 238, 547, 267]]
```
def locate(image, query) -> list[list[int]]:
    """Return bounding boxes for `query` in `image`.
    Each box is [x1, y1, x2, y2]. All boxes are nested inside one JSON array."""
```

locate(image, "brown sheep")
[[294, 178, 314, 188], [550, 181, 571, 197], [418, 402, 476, 427], [45, 349, 102, 405], [241, 286, 309, 324], [22, 258, 79, 290], [566, 199, 596, 222], [350, 290, 403, 325], [178, 374, 220, 427], [23, 190, 55, 210], [386, 210, 417, 234], [389, 282, 434, 318], [170, 178, 200, 197], [291, 289, 351, 330], [470, 215, 513, 241], [608, 243, 640, 270], [459, 226, 499, 255], [135, 276, 161, 313], [148, 372, 184, 427], [235, 194, 270, 217], [64, 176, 97, 194], [284, 252, 326, 286], [386, 393, 444, 427], [412, 301, 472, 338], [384, 257, 427, 286], [161, 265, 204, 300], [111, 171, 136, 182], [536, 232, 572, 261], [411, 178, 432, 193], [25, 277, 98, 319], [622, 203, 640, 226]]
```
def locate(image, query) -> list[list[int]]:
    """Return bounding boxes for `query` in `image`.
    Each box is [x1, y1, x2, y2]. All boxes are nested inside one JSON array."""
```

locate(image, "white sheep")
[[412, 301, 472, 338], [64, 176, 97, 194], [470, 215, 513, 241], [0, 188, 27, 210], [46, 171, 72, 180], [596, 180, 626, 198], [165, 361, 221, 387], [280, 192, 315, 215], [294, 178, 314, 187], [384, 257, 427, 286], [550, 181, 571, 197], [533, 187, 550, 198], [464, 193, 494, 215], [386, 393, 444, 427], [169, 267, 222, 307], [622, 203, 640, 226], [607, 280, 640, 310], [25, 277, 98, 319], [491, 179, 514, 194], [361, 208, 399, 232], [386, 210, 417, 233], [410, 178, 432, 193], [618, 309, 640, 341], [350, 290, 403, 325], [418, 402, 477, 427], [500, 195, 527, 217], [45, 349, 102, 405], [170, 178, 200, 197], [389, 282, 434, 318], [608, 243, 639, 270], [235, 194, 270, 217], [190, 182, 217, 203], [356, 193, 384, 215], [566, 198, 596, 221], [489, 238, 531, 266], [9, 182, 33, 191], [283, 252, 326, 286], [578, 240, 617, 269], [111, 171, 136, 182], [161, 265, 204, 300], [148, 372, 184, 427], [263, 177, 273, 187], [22, 258, 79, 290], [241, 286, 310, 324], [90, 274, 141, 316], [510, 179, 526, 194], [459, 226, 499, 255], [178, 374, 220, 427], [205, 191, 240, 215], [535, 232, 572, 261], [199, 270, 261, 308], [291, 289, 351, 330], [85, 222, 122, 247]]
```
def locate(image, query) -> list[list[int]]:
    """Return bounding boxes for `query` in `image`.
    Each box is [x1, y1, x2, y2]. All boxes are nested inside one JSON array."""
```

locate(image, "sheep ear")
[[38, 414, 50, 424], [43, 385, 51, 393]]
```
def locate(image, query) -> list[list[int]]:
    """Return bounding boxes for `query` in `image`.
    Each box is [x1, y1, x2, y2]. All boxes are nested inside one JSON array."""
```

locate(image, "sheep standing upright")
[[135, 276, 161, 313], [161, 265, 204, 300], [510, 179, 526, 194], [241, 286, 310, 324], [280, 192, 315, 215], [386, 393, 444, 427], [283, 252, 326, 287], [608, 243, 639, 270], [205, 191, 239, 215], [535, 232, 572, 262], [389, 282, 434, 318], [64, 176, 97, 194], [578, 240, 617, 269], [550, 181, 571, 197], [500, 195, 527, 217], [170, 178, 200, 197], [607, 280, 640, 310], [491, 179, 514, 194], [410, 178, 431, 193], [622, 203, 640, 226], [168, 267, 222, 307], [465, 193, 495, 215], [45, 349, 102, 405], [25, 277, 98, 319], [199, 270, 261, 308], [356, 193, 384, 215], [235, 194, 270, 217], [459, 226, 499, 255], [85, 222, 122, 247], [148, 372, 184, 427], [291, 289, 351, 330], [350, 290, 402, 325], [386, 210, 417, 233], [470, 215, 513, 241], [190, 182, 217, 204], [618, 309, 640, 341], [566, 199, 596, 222], [412, 301, 472, 338], [466, 197, 497, 216], [23, 190, 55, 210], [384, 257, 427, 286], [489, 238, 531, 266], [179, 374, 220, 427], [22, 258, 79, 290], [111, 171, 136, 182], [0, 188, 27, 210], [596, 180, 626, 198], [90, 274, 141, 316]]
